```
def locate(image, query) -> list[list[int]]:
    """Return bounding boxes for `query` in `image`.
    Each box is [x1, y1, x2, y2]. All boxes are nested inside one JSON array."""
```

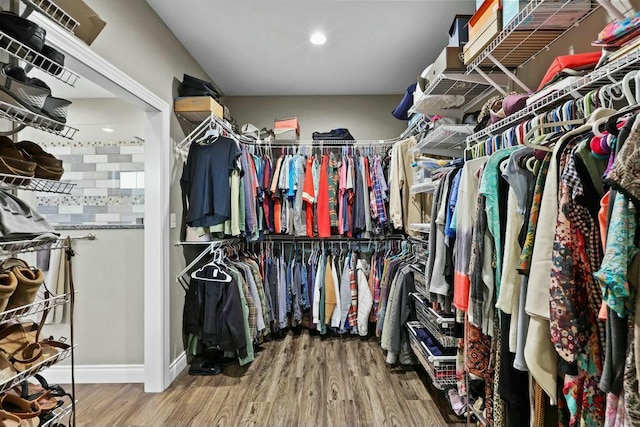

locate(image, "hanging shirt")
[[181, 136, 242, 227], [317, 155, 331, 237]]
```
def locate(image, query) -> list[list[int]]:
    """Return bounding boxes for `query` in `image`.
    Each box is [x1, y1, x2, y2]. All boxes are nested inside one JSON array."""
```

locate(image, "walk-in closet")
[[2, 1, 640, 426]]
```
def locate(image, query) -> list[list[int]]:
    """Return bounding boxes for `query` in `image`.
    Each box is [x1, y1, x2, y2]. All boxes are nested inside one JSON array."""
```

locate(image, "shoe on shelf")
[[40, 95, 70, 128], [0, 136, 37, 185], [2, 259, 44, 312], [15, 141, 63, 181], [0, 408, 21, 427], [32, 45, 65, 76], [0, 63, 50, 116], [0, 393, 41, 427], [0, 271, 17, 312], [0, 12, 46, 54]]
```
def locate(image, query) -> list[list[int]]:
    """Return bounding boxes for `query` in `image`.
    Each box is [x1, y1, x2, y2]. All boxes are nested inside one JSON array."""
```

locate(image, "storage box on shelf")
[[406, 321, 457, 390], [411, 292, 457, 348], [174, 96, 224, 122], [466, 45, 640, 145], [449, 15, 472, 47], [464, 0, 503, 64], [410, 124, 474, 155], [466, 0, 598, 71]]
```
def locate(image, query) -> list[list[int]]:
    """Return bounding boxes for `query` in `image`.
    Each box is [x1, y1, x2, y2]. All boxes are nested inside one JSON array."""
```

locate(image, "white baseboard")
[[39, 353, 187, 385], [44, 364, 144, 384], [169, 351, 187, 383]]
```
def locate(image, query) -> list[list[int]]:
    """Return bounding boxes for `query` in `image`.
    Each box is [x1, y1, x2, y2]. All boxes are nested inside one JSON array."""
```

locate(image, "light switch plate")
[[170, 213, 177, 229]]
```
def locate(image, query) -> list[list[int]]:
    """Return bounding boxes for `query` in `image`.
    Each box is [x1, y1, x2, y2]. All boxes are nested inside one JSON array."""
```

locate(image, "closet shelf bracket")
[[595, 0, 626, 20], [486, 54, 531, 93]]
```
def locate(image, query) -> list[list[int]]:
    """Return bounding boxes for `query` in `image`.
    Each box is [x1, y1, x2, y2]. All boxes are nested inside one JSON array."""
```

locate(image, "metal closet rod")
[[242, 139, 397, 148], [260, 234, 406, 242]]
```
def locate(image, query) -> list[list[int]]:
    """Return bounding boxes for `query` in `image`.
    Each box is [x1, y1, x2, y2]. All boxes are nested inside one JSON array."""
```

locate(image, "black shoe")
[[0, 12, 46, 54], [188, 361, 221, 376], [33, 45, 64, 76]]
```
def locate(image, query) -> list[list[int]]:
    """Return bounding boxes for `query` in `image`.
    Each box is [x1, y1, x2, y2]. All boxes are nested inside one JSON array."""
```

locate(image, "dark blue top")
[[181, 136, 242, 227]]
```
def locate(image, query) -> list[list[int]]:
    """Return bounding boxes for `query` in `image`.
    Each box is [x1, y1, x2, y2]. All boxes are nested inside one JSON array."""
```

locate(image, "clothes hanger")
[[191, 248, 232, 282], [523, 118, 585, 151], [194, 118, 220, 144]]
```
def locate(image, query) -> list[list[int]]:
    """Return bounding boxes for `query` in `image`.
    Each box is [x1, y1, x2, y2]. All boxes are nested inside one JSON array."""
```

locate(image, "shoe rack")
[[0, 0, 79, 140], [0, 2, 89, 426]]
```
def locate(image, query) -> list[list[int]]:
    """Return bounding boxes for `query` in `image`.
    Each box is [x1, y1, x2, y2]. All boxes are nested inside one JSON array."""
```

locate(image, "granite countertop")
[[54, 224, 144, 230]]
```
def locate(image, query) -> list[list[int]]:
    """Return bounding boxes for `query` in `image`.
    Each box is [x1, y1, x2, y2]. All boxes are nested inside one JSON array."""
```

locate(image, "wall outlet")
[[170, 213, 177, 229]]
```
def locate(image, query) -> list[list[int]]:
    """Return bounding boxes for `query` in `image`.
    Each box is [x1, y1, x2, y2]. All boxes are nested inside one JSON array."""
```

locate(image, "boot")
[[0, 271, 16, 312], [3, 259, 44, 311]]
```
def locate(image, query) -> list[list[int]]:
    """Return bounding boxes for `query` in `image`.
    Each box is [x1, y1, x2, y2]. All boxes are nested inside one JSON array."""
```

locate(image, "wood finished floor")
[[74, 330, 464, 427]]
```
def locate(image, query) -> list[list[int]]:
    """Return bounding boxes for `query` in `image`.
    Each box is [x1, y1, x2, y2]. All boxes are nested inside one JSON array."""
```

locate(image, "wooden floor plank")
[[74, 330, 455, 427]]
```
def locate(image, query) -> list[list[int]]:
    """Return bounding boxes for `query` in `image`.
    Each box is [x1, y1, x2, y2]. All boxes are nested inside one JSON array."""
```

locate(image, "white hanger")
[[194, 118, 220, 144], [191, 247, 232, 282], [523, 118, 585, 151]]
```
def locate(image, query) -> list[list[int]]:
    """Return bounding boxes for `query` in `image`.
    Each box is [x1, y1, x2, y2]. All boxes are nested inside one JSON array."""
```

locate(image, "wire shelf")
[[409, 265, 428, 297], [468, 402, 487, 426], [0, 292, 70, 326], [410, 181, 436, 195], [0, 344, 73, 393], [0, 31, 79, 87], [0, 100, 77, 139], [467, 0, 598, 70], [41, 400, 74, 427], [0, 237, 66, 255], [406, 321, 457, 390], [409, 223, 431, 234], [21, 0, 79, 32], [412, 293, 457, 348], [466, 45, 640, 145], [0, 173, 74, 194], [410, 73, 506, 115], [410, 125, 474, 154]]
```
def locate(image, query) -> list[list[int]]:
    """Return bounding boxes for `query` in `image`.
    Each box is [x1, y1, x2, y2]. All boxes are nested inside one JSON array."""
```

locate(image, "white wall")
[[44, 229, 144, 366], [224, 95, 406, 140], [79, 0, 213, 365]]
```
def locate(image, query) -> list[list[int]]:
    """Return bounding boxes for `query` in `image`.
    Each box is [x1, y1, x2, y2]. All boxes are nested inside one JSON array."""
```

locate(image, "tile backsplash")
[[35, 140, 145, 226]]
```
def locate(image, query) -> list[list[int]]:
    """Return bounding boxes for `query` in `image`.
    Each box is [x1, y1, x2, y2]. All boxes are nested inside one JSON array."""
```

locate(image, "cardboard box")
[[274, 128, 298, 140], [52, 0, 106, 45], [469, 0, 501, 40], [464, 13, 502, 64], [428, 47, 465, 82], [449, 15, 472, 47], [174, 96, 224, 120], [275, 117, 300, 136]]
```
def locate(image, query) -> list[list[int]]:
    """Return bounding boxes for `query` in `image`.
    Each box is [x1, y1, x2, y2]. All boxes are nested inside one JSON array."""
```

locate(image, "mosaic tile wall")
[[35, 140, 145, 226]]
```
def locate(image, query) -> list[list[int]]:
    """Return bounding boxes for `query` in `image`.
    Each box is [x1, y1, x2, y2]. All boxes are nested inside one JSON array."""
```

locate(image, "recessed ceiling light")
[[102, 127, 114, 133], [310, 32, 326, 45]]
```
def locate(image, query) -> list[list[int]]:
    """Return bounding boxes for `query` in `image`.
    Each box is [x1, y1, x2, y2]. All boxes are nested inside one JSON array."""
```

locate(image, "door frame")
[[31, 15, 172, 392]]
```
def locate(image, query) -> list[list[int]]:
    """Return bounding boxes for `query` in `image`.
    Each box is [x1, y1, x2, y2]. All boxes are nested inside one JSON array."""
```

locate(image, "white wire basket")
[[406, 321, 457, 390]]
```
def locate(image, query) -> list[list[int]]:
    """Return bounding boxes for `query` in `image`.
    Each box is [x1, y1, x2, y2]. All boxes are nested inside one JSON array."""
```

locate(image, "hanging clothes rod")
[[242, 139, 396, 148], [260, 234, 406, 242]]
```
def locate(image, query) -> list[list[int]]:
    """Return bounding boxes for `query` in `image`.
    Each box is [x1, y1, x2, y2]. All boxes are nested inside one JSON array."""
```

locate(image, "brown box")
[[427, 47, 465, 82], [53, 0, 107, 46], [174, 96, 224, 121], [463, 13, 502, 64]]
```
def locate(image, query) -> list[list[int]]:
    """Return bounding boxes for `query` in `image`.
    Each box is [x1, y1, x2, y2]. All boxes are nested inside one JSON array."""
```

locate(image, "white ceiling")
[[146, 0, 475, 96]]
